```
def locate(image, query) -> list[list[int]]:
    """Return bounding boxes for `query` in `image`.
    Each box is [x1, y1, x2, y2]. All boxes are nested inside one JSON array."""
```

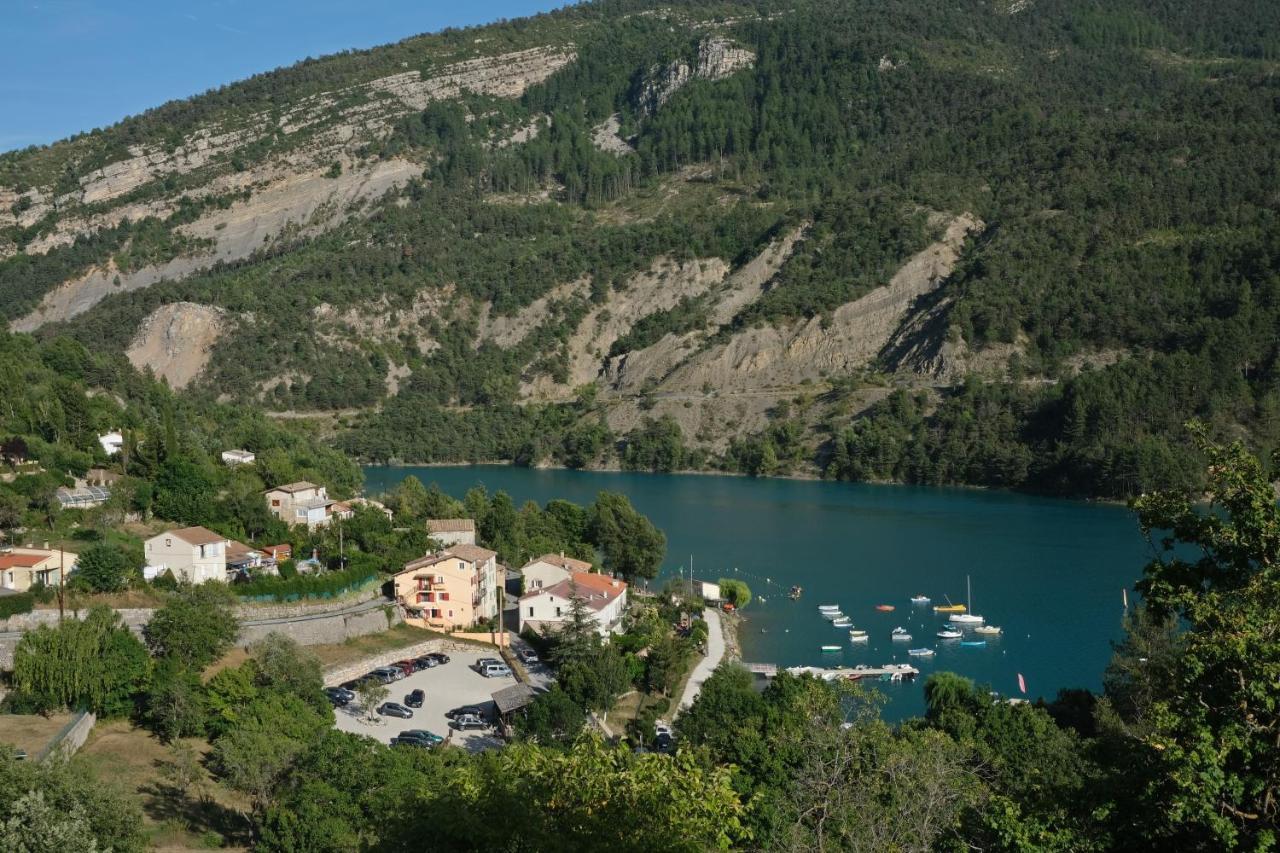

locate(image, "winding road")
[[679, 607, 726, 711]]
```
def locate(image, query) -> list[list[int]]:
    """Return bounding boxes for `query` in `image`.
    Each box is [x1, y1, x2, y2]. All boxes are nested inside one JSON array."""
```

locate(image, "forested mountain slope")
[[3, 0, 1279, 498]]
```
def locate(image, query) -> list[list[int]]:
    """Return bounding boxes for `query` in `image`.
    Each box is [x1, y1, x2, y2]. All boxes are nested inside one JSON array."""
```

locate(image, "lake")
[[363, 465, 1151, 720]]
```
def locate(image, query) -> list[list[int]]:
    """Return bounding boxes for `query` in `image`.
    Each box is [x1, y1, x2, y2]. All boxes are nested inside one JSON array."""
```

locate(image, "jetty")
[[784, 664, 920, 682]]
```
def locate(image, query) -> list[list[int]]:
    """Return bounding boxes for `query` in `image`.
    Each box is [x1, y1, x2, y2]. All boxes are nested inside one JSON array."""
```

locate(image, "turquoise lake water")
[[363, 465, 1151, 720]]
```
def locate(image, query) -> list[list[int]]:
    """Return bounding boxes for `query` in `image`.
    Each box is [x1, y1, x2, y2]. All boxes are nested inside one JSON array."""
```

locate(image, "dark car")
[[378, 702, 414, 719], [341, 677, 372, 692], [324, 687, 354, 707], [654, 732, 675, 753], [426, 652, 450, 665], [472, 657, 501, 672], [450, 714, 486, 731], [405, 689, 425, 708], [399, 729, 445, 746], [517, 648, 539, 664], [413, 656, 439, 669], [445, 704, 485, 721], [390, 736, 431, 748]]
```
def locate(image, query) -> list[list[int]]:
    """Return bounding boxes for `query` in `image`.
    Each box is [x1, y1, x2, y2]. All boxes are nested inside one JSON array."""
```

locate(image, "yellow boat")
[[933, 603, 967, 613]]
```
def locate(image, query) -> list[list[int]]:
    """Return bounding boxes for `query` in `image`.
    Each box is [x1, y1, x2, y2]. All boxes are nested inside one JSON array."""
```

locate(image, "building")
[[143, 526, 229, 585], [340, 497, 393, 520], [226, 541, 276, 580], [97, 432, 123, 456], [221, 449, 256, 466], [519, 571, 628, 637], [54, 485, 111, 510], [264, 481, 334, 529], [425, 518, 476, 547], [521, 552, 592, 593], [260, 544, 292, 563], [695, 580, 723, 602], [0, 547, 77, 592], [393, 544, 500, 630]]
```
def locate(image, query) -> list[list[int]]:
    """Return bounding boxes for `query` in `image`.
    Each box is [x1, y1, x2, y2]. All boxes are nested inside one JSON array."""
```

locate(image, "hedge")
[[0, 592, 35, 619], [232, 565, 377, 602]]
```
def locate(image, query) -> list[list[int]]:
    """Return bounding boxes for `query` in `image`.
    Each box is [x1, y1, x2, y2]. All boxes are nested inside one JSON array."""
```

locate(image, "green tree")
[[0, 751, 146, 852], [72, 543, 133, 593], [717, 578, 751, 609], [145, 583, 239, 670], [248, 632, 328, 715], [212, 693, 329, 820], [146, 660, 207, 742], [515, 685, 586, 746], [152, 457, 215, 524], [589, 491, 665, 583]]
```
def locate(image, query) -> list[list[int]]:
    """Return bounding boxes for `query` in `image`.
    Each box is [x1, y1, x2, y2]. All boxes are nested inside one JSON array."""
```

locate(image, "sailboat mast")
[[967, 574, 972, 611]]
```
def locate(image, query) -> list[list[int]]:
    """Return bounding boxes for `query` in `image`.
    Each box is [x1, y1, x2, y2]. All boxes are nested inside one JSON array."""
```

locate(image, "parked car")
[[390, 736, 431, 748], [654, 732, 675, 753], [451, 713, 486, 731], [393, 659, 419, 675], [405, 689, 425, 708], [517, 648, 539, 664], [413, 655, 439, 669], [370, 667, 402, 684], [399, 729, 445, 746], [654, 721, 673, 739], [341, 677, 372, 692], [324, 687, 353, 706], [426, 652, 450, 665], [473, 657, 502, 671], [480, 663, 512, 678], [446, 705, 485, 721], [378, 702, 414, 719]]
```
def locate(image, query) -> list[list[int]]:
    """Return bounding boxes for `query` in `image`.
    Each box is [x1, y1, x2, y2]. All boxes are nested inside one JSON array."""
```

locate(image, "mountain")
[[3, 0, 1278, 498]]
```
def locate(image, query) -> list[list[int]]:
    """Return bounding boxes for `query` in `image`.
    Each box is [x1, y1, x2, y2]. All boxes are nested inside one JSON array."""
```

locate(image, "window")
[[534, 579, 543, 589], [271, 499, 280, 507], [448, 610, 453, 618], [555, 607, 562, 617], [296, 509, 306, 518], [440, 592, 449, 601], [528, 606, 534, 617], [164, 538, 172, 548]]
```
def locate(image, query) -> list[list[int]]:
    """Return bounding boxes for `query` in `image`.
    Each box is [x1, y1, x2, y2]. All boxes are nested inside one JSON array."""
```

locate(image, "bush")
[[231, 565, 376, 601], [0, 593, 34, 619]]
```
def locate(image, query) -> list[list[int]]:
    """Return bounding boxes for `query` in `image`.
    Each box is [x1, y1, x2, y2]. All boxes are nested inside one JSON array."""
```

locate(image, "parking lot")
[[332, 648, 525, 752]]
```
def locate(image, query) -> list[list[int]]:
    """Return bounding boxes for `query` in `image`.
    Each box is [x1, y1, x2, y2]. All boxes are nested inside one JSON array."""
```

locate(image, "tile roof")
[[525, 571, 627, 611], [267, 481, 319, 494], [427, 518, 475, 533], [166, 526, 228, 546], [525, 552, 592, 572], [444, 543, 497, 563], [0, 553, 47, 569]]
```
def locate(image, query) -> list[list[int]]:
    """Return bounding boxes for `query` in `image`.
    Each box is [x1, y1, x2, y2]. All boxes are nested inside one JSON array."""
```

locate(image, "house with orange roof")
[[518, 571, 628, 637], [0, 547, 77, 592], [520, 552, 593, 593]]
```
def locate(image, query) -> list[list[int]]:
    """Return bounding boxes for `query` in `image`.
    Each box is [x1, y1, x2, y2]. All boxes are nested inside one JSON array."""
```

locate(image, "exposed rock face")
[[639, 37, 755, 113], [591, 114, 635, 155], [126, 302, 226, 389], [476, 277, 591, 348]]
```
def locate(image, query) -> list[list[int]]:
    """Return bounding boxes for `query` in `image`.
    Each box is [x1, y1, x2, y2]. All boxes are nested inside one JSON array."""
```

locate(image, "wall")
[[38, 711, 96, 763], [238, 604, 401, 647]]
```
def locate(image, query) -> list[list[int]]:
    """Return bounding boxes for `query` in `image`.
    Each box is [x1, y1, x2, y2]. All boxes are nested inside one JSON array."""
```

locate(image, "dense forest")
[[3, 0, 1279, 499]]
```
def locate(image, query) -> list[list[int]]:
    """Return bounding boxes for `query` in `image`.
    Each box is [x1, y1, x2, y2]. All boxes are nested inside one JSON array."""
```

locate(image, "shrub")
[[0, 593, 34, 619], [231, 565, 376, 601]]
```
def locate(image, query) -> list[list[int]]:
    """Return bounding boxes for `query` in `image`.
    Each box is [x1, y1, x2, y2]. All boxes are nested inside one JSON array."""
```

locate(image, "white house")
[[221, 449, 256, 466], [425, 518, 476, 547], [521, 552, 592, 593], [264, 481, 334, 529], [519, 571, 628, 637], [143, 526, 229, 584]]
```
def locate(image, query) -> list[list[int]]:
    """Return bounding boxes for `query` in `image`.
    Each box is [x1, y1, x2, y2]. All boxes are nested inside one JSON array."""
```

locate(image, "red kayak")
[[875, 604, 895, 612]]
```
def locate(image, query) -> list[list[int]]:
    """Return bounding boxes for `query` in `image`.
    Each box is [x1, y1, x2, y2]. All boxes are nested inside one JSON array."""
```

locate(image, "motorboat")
[[820, 645, 842, 652], [891, 626, 909, 635], [937, 628, 963, 640], [789, 586, 803, 600], [849, 633, 869, 643], [910, 594, 930, 604], [848, 629, 867, 638], [891, 632, 912, 642], [818, 604, 840, 611], [908, 648, 935, 657], [821, 610, 845, 620], [831, 617, 852, 628], [974, 624, 1002, 635]]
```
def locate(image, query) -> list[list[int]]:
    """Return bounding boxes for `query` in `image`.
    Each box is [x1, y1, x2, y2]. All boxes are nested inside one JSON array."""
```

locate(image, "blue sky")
[[0, 1, 577, 153]]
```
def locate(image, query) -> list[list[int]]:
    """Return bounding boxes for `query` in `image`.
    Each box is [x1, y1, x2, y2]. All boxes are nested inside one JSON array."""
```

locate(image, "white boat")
[[948, 575, 984, 624], [908, 647, 935, 657], [891, 626, 909, 635], [820, 645, 842, 652], [849, 634, 869, 643], [937, 628, 963, 640], [891, 632, 912, 642], [910, 595, 930, 604], [821, 610, 845, 620], [818, 604, 841, 612], [974, 624, 1002, 635], [848, 629, 867, 638], [831, 617, 852, 628]]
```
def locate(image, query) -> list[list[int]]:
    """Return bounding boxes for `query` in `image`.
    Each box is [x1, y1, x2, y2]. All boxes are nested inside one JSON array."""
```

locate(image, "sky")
[[0, 0, 577, 153]]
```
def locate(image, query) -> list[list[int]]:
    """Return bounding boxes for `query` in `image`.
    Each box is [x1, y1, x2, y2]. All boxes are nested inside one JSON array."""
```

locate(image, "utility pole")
[[57, 546, 65, 624]]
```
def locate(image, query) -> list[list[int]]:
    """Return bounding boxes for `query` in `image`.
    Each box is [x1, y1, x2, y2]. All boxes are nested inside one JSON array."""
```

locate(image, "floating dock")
[[740, 663, 920, 682]]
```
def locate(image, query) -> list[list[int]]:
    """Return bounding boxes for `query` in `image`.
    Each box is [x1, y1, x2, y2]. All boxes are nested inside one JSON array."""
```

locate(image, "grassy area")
[[0, 712, 74, 757], [204, 622, 449, 680], [75, 720, 251, 852]]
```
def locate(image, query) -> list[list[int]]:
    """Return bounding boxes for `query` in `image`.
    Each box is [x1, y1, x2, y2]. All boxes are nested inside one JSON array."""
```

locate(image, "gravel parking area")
[[333, 649, 517, 752]]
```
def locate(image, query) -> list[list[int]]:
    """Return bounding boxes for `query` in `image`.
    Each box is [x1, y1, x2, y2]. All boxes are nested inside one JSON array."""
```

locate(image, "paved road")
[[679, 607, 725, 711]]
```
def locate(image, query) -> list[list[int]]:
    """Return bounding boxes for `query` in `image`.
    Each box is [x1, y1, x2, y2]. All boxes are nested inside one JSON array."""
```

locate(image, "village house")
[[425, 518, 476, 547], [143, 526, 229, 585], [226, 540, 276, 580], [264, 481, 334, 529], [260, 544, 292, 563], [336, 497, 393, 520], [521, 552, 592, 593], [0, 547, 77, 592], [221, 449, 256, 466], [519, 571, 628, 637], [393, 544, 500, 630]]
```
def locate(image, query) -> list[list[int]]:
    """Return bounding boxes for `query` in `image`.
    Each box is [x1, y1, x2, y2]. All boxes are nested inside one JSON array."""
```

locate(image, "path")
[[678, 607, 725, 711]]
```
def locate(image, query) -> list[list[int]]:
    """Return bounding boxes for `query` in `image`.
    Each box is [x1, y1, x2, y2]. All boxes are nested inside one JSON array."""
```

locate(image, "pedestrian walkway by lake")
[[679, 608, 725, 710]]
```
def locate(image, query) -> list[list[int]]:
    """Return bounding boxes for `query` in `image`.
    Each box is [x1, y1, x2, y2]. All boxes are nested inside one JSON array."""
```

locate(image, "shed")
[[491, 683, 537, 719]]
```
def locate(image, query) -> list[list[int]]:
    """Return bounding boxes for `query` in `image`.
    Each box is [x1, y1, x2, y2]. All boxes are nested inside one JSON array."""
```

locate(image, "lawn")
[[76, 720, 252, 852], [0, 712, 74, 758]]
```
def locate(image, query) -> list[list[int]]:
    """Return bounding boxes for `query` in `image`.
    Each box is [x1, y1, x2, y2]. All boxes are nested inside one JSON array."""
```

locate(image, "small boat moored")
[[934, 603, 966, 613], [848, 629, 867, 638], [831, 617, 852, 628], [937, 628, 963, 640], [960, 640, 987, 648], [910, 594, 931, 604], [789, 585, 803, 600], [818, 604, 840, 611], [820, 645, 842, 653], [974, 624, 1003, 635], [875, 604, 895, 612], [908, 647, 935, 657], [821, 610, 845, 620], [849, 633, 869, 643], [891, 632, 912, 642]]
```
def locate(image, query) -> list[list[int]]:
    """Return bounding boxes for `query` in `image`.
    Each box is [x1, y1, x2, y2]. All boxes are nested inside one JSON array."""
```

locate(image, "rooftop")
[[426, 518, 475, 533], [266, 481, 320, 494], [444, 543, 497, 564], [160, 526, 228, 547], [0, 553, 48, 569], [491, 683, 537, 715], [525, 552, 592, 573], [525, 571, 627, 611]]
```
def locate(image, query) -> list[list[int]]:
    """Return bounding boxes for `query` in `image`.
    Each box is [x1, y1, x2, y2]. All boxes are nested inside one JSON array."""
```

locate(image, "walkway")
[[678, 607, 725, 711]]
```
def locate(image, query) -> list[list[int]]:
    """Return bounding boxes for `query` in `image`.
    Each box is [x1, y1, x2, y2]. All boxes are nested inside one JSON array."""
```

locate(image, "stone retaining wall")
[[239, 603, 400, 647], [38, 711, 96, 763], [233, 585, 385, 621]]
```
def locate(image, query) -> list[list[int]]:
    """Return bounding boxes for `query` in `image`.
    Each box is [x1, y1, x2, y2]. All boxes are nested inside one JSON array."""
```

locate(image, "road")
[[678, 607, 725, 711]]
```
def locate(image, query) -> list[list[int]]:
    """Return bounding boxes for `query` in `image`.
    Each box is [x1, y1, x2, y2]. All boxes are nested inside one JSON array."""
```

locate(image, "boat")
[[891, 632, 912, 642], [974, 624, 1002, 636], [848, 629, 867, 638], [820, 645, 842, 652], [818, 604, 840, 613], [947, 576, 984, 624], [831, 617, 852, 628], [875, 604, 895, 612], [960, 640, 987, 648], [849, 634, 869, 643], [908, 648, 935, 657], [757, 595, 767, 604], [933, 598, 967, 613], [910, 594, 930, 604], [789, 585, 803, 600], [891, 626, 909, 635], [937, 628, 963, 639], [821, 610, 845, 620]]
